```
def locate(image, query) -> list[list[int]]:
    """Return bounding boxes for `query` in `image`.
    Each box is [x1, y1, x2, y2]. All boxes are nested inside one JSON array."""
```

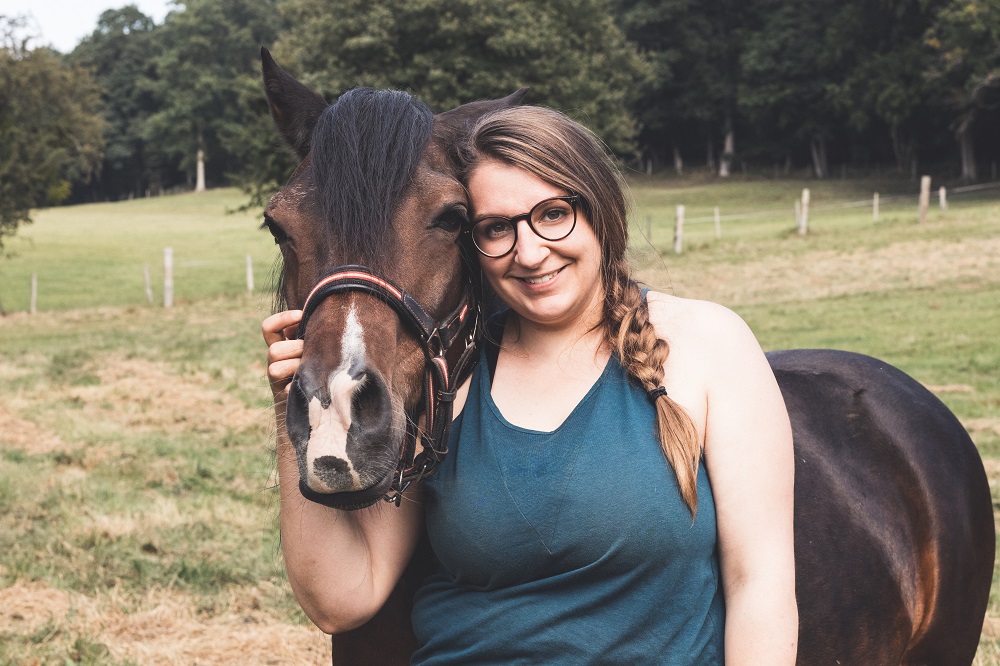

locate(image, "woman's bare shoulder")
[[644, 290, 755, 346]]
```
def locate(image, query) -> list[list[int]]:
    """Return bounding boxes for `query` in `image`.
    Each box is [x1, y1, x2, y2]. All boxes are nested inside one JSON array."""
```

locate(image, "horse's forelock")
[[310, 88, 435, 269]]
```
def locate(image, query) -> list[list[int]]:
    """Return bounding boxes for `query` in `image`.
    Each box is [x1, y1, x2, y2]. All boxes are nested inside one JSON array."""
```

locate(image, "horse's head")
[[261, 49, 523, 509]]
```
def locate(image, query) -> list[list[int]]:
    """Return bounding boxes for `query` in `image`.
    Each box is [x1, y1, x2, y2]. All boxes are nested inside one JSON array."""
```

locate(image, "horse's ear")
[[434, 88, 530, 144], [501, 88, 529, 106], [261, 47, 329, 159]]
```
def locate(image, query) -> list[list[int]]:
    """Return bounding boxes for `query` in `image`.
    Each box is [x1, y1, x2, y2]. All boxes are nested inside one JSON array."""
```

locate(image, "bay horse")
[[259, 49, 995, 664]]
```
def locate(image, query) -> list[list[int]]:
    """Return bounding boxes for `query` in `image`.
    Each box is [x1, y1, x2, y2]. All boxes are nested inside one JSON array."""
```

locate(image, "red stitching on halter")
[[431, 356, 449, 383], [302, 270, 403, 314]]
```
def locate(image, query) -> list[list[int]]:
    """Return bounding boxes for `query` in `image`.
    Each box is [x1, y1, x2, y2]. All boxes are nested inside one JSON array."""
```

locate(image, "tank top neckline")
[[480, 352, 616, 436]]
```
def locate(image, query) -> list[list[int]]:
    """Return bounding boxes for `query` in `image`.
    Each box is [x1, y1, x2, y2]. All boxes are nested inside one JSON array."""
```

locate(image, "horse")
[[259, 50, 995, 664]]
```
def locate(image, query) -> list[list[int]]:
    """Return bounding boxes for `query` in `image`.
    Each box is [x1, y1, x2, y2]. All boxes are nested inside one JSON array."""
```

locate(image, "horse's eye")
[[262, 218, 289, 245], [433, 208, 468, 233]]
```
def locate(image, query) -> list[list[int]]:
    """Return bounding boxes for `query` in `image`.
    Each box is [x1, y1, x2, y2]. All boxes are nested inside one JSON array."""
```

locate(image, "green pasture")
[[0, 190, 277, 312], [0, 178, 998, 663]]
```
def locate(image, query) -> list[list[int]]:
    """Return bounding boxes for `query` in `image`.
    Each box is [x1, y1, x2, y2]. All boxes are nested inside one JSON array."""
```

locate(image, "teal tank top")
[[411, 351, 725, 665]]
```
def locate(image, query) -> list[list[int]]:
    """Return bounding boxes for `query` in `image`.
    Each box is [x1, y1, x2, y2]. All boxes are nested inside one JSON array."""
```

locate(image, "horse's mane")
[[310, 88, 435, 269]]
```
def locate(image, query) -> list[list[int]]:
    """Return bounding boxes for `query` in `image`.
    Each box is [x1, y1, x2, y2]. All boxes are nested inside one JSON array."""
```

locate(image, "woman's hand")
[[262, 310, 303, 402]]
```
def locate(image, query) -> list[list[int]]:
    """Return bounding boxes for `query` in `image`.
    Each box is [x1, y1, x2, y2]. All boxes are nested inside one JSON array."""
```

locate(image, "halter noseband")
[[295, 265, 479, 509]]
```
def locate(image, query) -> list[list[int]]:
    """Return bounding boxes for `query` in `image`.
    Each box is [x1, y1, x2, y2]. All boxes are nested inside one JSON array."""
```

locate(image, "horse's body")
[[260, 51, 994, 664], [772, 349, 993, 664]]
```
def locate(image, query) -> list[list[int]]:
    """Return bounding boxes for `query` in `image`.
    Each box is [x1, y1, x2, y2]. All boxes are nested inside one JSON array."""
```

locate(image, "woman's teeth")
[[523, 271, 558, 285]]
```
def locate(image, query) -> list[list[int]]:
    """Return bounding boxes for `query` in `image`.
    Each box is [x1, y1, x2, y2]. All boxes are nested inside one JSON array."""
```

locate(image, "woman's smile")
[[515, 266, 564, 285]]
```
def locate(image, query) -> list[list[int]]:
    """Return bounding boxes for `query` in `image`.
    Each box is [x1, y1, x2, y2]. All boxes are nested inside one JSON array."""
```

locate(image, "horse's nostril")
[[313, 455, 350, 478], [352, 373, 391, 430]]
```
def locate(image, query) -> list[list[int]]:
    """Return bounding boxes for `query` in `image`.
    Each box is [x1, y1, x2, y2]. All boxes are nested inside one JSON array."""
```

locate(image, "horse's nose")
[[285, 361, 396, 494]]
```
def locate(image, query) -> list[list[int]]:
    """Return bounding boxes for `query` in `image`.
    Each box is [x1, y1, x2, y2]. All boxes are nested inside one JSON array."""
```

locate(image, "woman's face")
[[468, 160, 604, 331]]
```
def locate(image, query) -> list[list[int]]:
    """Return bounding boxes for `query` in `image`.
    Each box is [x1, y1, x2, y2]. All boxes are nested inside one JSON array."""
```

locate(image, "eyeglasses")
[[468, 195, 579, 258]]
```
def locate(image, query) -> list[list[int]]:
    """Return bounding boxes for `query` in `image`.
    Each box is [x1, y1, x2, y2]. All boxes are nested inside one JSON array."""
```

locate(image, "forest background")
[[1, 0, 1000, 249]]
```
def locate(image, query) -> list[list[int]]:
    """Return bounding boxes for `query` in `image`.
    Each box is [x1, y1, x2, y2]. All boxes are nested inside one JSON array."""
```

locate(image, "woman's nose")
[[512, 219, 549, 266]]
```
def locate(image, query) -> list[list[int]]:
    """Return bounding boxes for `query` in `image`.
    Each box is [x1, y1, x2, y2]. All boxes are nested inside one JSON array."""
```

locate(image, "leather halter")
[[295, 265, 479, 508]]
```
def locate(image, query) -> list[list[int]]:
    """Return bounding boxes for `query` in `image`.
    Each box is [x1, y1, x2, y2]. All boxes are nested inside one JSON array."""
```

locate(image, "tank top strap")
[[482, 310, 507, 386]]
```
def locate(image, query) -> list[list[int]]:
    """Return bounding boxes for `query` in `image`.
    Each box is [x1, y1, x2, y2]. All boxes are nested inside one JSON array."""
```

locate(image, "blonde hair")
[[462, 106, 703, 515]]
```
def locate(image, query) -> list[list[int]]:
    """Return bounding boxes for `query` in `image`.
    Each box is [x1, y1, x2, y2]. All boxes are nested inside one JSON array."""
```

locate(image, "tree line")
[[1, 0, 998, 245]]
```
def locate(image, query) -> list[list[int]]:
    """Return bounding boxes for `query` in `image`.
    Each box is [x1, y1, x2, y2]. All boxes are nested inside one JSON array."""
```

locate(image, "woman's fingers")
[[268, 358, 301, 393], [262, 310, 302, 346], [263, 311, 303, 398], [267, 339, 304, 364]]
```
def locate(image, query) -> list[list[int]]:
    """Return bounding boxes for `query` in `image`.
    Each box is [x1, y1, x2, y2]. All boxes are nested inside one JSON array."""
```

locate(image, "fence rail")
[[641, 177, 1000, 254]]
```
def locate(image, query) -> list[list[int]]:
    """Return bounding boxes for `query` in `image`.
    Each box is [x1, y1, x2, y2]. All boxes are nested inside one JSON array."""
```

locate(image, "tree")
[[70, 6, 161, 201], [0, 16, 104, 249], [739, 0, 849, 178], [614, 0, 753, 176], [925, 0, 1000, 180], [819, 0, 951, 177], [273, 0, 646, 155], [142, 0, 280, 192]]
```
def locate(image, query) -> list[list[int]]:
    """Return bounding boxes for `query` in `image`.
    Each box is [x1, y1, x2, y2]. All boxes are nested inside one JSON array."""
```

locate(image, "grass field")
[[0, 179, 997, 664]]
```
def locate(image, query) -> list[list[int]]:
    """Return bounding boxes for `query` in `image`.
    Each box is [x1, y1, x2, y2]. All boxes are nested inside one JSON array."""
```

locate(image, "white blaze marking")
[[306, 306, 367, 491]]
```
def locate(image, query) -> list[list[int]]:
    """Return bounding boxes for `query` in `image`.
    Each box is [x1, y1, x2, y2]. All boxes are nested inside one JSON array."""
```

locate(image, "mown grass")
[[0, 178, 997, 662], [0, 189, 276, 312]]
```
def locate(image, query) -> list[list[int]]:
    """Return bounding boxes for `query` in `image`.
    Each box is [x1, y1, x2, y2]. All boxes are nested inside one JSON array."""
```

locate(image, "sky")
[[4, 0, 175, 53]]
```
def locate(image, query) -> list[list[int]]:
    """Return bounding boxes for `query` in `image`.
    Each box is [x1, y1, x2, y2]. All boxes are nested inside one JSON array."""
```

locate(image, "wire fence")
[[4, 179, 998, 314], [633, 179, 1000, 254]]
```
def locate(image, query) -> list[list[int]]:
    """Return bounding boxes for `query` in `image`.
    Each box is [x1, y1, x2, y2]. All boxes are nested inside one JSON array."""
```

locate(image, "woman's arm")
[[697, 305, 798, 664], [263, 311, 424, 635]]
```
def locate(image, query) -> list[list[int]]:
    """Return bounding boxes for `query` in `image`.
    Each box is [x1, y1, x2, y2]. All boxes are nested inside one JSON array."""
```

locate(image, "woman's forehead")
[[468, 161, 567, 214]]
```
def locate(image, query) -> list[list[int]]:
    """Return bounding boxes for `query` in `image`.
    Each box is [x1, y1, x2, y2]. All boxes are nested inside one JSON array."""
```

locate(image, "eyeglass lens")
[[471, 196, 577, 257]]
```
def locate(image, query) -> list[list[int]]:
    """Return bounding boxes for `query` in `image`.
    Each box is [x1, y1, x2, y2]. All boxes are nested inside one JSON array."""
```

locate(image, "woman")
[[264, 105, 797, 664]]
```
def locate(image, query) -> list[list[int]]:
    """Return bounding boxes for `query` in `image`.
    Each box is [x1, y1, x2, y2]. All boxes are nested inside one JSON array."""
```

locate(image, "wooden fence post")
[[798, 189, 810, 235], [714, 207, 721, 239], [939, 186, 948, 211], [673, 205, 684, 254], [246, 254, 255, 293], [164, 247, 174, 308], [30, 273, 37, 314], [919, 175, 931, 223], [873, 192, 879, 222], [143, 265, 154, 304]]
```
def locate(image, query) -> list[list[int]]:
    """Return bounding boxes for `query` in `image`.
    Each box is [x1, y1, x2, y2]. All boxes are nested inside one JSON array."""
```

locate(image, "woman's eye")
[[486, 221, 513, 238]]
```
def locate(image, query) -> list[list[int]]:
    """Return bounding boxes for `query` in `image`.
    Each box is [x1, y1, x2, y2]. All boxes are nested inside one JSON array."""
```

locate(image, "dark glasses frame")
[[467, 195, 579, 258]]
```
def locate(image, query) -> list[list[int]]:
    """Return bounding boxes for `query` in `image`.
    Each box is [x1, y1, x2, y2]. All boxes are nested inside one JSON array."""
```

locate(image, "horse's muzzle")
[[285, 364, 400, 502]]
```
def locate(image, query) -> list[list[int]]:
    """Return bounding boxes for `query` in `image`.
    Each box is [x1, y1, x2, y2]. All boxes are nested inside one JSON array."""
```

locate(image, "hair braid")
[[604, 258, 702, 516]]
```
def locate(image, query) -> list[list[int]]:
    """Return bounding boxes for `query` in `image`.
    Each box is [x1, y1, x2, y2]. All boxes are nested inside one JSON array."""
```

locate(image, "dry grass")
[[638, 230, 1000, 306], [0, 301, 333, 664], [0, 582, 331, 665]]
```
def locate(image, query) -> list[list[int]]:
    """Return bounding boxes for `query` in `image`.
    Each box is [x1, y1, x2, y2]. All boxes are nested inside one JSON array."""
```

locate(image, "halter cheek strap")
[[295, 265, 479, 508]]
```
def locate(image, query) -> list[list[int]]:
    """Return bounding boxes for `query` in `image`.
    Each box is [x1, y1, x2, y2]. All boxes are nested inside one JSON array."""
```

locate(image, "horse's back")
[[768, 349, 994, 665]]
